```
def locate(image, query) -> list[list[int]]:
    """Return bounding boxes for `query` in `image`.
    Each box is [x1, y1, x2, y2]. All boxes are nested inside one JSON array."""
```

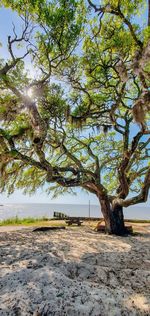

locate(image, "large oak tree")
[[0, 0, 150, 235]]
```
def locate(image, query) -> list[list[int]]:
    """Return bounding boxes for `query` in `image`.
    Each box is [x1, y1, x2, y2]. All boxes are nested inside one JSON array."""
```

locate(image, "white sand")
[[0, 225, 150, 316]]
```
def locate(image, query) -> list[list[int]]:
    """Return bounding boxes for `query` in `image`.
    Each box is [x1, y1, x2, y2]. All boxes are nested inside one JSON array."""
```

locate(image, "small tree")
[[0, 0, 150, 235]]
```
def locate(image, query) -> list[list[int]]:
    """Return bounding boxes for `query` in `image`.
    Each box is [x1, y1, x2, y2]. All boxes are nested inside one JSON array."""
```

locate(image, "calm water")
[[0, 203, 149, 220]]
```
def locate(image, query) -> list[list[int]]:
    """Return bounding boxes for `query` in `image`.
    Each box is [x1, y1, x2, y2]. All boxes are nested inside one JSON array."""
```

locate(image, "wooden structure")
[[95, 220, 133, 234], [53, 211, 68, 219], [53, 211, 83, 226], [94, 220, 105, 232], [65, 218, 83, 226]]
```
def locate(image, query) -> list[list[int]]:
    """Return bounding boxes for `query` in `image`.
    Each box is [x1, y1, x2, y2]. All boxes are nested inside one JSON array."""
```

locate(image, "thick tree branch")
[[121, 168, 150, 207], [61, 144, 95, 178], [117, 131, 144, 198], [73, 137, 100, 176]]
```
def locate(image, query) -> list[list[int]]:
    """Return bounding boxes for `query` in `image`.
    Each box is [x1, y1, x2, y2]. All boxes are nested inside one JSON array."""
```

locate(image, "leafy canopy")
[[0, 0, 149, 207]]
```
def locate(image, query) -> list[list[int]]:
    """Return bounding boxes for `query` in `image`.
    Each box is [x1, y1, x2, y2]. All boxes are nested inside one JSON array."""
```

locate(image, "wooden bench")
[[65, 218, 83, 226], [53, 212, 83, 226]]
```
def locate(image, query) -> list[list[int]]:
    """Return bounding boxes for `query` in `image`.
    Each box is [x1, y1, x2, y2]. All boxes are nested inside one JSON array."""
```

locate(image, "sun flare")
[[26, 88, 34, 98]]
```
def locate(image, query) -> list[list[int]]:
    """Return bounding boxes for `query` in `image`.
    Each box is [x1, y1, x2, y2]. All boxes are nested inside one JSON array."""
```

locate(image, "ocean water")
[[0, 203, 149, 220]]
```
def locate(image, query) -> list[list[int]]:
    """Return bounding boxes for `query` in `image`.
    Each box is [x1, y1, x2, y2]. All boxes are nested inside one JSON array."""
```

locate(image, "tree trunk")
[[99, 196, 126, 235], [111, 202, 126, 235]]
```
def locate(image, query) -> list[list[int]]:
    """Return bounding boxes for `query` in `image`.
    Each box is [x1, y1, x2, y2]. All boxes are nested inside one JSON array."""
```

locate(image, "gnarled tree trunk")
[[99, 196, 126, 235]]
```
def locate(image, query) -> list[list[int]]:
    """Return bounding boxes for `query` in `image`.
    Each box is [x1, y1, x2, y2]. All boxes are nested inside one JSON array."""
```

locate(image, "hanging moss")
[[95, 124, 101, 133], [103, 125, 112, 134], [68, 115, 87, 130], [133, 101, 145, 125], [65, 105, 70, 119], [132, 91, 150, 129]]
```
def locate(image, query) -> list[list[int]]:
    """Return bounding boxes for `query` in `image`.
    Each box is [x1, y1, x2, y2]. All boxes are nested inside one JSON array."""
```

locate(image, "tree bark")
[[111, 202, 126, 235], [99, 196, 126, 235]]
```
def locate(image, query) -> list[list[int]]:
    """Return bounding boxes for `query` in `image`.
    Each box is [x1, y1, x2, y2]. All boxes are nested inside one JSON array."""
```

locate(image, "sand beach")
[[0, 223, 150, 315]]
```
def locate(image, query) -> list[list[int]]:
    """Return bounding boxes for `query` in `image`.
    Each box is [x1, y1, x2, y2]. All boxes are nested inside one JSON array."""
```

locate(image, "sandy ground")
[[0, 224, 150, 316]]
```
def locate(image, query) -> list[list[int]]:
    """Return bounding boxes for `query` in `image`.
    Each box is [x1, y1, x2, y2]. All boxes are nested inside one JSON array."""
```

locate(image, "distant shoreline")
[[0, 203, 149, 221]]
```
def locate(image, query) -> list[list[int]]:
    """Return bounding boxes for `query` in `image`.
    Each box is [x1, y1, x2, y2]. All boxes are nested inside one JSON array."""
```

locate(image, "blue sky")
[[0, 4, 149, 207]]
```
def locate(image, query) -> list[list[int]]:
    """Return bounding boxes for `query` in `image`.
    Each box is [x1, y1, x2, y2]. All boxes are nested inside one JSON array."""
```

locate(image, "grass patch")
[[0, 216, 52, 226], [125, 219, 150, 223], [0, 216, 149, 227]]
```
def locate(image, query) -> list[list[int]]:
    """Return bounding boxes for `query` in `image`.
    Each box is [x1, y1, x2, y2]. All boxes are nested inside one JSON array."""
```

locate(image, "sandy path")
[[0, 226, 29, 232], [0, 225, 150, 315]]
